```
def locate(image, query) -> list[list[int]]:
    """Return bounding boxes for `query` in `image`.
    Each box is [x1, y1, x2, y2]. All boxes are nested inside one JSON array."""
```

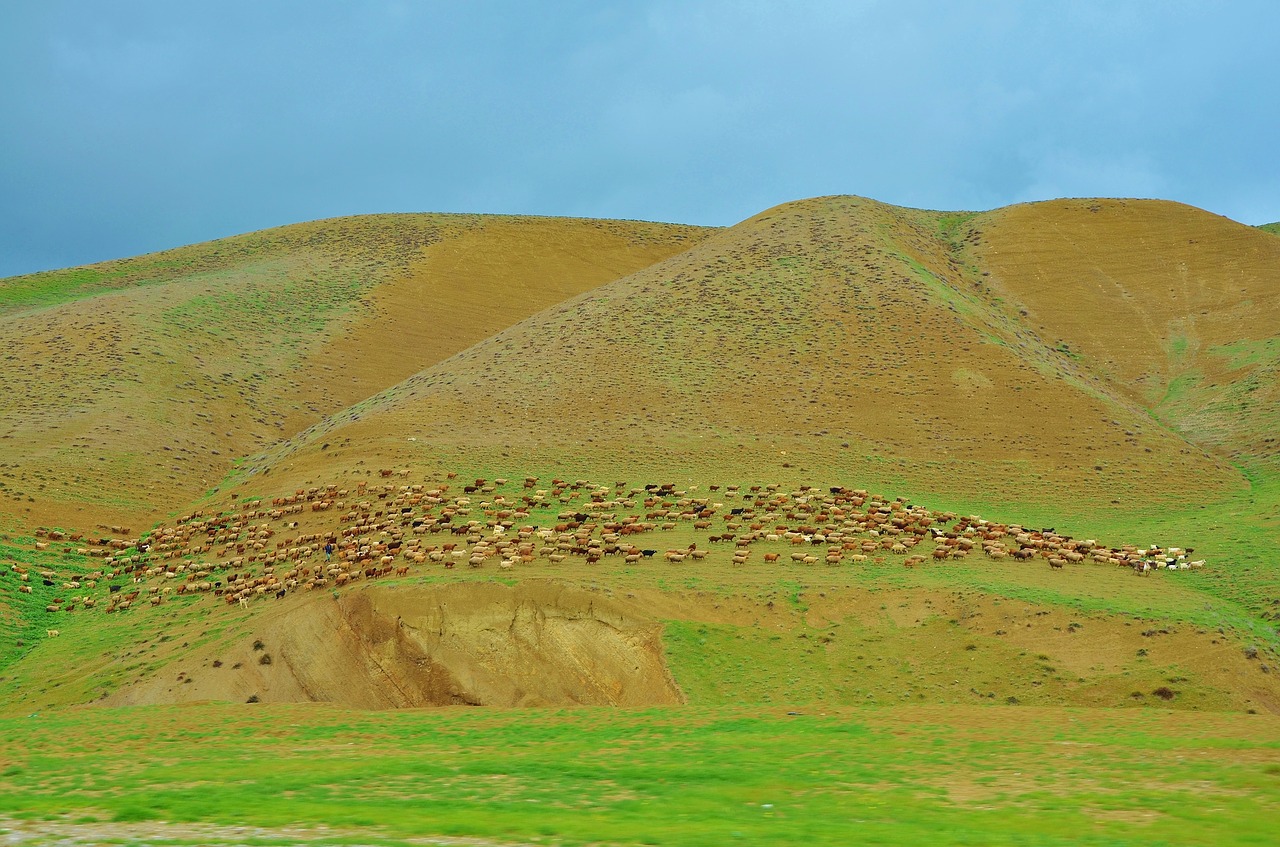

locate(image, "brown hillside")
[[240, 196, 1241, 518], [102, 581, 683, 709], [0, 215, 712, 530], [970, 199, 1280, 467]]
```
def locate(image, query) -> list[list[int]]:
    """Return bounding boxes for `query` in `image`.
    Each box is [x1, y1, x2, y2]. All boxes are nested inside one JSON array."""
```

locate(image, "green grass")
[[0, 214, 456, 315], [0, 703, 1275, 846]]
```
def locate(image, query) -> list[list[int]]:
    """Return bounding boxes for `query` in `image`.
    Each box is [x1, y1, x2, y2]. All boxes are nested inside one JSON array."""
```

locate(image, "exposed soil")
[[103, 580, 683, 708], [0, 816, 526, 847]]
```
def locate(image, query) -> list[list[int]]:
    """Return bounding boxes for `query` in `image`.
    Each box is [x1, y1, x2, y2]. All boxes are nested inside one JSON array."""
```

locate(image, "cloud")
[[1, 0, 1278, 276]]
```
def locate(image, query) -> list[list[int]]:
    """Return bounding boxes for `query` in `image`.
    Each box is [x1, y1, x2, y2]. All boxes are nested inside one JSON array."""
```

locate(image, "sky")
[[2, 0, 1278, 277]]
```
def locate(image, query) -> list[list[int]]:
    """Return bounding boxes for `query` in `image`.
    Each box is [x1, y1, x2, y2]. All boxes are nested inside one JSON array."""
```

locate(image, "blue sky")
[[2, 0, 1277, 277]]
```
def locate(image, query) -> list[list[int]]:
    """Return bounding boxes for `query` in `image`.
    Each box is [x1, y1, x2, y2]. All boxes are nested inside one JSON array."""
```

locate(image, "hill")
[[0, 214, 713, 530], [2, 197, 1278, 710], [242, 197, 1257, 523], [974, 199, 1280, 474], [2, 197, 1278, 845]]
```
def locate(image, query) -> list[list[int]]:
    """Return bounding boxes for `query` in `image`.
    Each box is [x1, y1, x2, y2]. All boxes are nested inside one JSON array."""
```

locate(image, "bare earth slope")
[[0, 215, 712, 530], [102, 580, 683, 709], [972, 199, 1280, 471], [243, 196, 1245, 519]]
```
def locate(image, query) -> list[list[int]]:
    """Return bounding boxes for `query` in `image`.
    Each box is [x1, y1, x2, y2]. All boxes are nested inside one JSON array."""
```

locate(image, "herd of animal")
[[8, 473, 1202, 627]]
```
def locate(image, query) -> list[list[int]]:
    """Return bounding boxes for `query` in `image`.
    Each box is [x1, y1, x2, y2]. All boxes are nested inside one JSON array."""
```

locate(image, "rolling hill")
[[0, 214, 712, 530], [1, 196, 1278, 718], [240, 197, 1264, 524], [2, 196, 1279, 845], [973, 199, 1280, 473]]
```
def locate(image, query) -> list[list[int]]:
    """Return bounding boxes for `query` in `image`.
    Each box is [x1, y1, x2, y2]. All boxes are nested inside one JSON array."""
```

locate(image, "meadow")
[[1, 703, 1277, 847]]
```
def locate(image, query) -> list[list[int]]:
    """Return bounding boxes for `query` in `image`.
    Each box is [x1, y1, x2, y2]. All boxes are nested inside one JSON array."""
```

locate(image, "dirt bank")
[[102, 580, 683, 708]]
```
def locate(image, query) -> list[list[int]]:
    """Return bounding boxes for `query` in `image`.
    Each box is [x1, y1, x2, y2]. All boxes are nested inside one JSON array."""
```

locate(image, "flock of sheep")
[[9, 472, 1203, 628]]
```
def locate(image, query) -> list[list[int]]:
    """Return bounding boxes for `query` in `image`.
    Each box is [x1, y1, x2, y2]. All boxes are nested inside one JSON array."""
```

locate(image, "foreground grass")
[[1, 704, 1277, 846]]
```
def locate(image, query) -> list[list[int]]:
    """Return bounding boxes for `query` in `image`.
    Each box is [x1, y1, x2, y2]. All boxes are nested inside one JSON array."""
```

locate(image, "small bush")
[[246, 694, 260, 703], [252, 639, 265, 651], [1152, 686, 1177, 700], [258, 653, 272, 665]]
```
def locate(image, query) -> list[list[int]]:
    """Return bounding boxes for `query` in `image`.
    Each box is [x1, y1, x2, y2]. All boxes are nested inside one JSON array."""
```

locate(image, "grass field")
[[1, 703, 1277, 847]]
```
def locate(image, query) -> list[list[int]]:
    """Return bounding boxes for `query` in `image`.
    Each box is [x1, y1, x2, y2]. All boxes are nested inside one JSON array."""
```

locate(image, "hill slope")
[[2, 196, 1277, 719], [0, 215, 713, 529], [241, 196, 1248, 521], [972, 199, 1280, 472]]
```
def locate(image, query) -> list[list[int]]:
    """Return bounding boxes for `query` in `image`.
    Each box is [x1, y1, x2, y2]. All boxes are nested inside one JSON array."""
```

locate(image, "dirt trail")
[[0, 816, 527, 847]]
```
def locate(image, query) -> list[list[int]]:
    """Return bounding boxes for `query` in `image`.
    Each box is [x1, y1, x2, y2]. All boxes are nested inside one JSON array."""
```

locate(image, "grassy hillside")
[[2, 197, 1278, 846], [5, 474, 1274, 715], [240, 197, 1247, 523], [0, 215, 712, 530], [973, 199, 1280, 475]]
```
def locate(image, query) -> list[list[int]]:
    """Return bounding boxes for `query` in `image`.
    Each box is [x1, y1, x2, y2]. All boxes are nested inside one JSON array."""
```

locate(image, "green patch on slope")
[[1209, 337, 1280, 370], [0, 259, 192, 314]]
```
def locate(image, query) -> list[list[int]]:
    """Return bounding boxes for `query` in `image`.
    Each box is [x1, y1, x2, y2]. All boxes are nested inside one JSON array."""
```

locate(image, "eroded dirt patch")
[[102, 580, 683, 708]]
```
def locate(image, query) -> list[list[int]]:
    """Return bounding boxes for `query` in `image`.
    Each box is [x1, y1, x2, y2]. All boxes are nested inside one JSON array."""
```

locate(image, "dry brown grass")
[[973, 198, 1280, 469]]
